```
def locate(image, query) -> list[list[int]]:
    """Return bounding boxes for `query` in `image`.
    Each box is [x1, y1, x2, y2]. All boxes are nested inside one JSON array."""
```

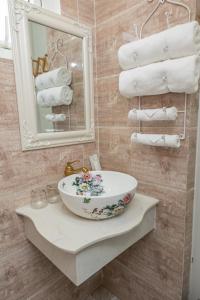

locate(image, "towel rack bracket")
[[140, 0, 191, 38], [137, 93, 187, 141]]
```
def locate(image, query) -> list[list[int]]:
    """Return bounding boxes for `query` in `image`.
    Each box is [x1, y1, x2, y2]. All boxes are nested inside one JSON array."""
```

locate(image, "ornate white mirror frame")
[[8, 0, 95, 151]]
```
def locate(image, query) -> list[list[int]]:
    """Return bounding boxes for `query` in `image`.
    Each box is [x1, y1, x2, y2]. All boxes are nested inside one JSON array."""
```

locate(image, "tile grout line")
[[77, 0, 80, 23], [95, 2, 143, 28]]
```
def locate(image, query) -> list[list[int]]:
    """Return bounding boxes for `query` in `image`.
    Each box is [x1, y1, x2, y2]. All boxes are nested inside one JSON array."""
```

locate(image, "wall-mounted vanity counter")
[[16, 193, 159, 286]]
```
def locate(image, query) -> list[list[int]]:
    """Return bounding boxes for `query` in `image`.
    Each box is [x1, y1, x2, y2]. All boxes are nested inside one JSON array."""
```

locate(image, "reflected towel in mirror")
[[37, 86, 73, 107], [119, 55, 200, 97], [35, 67, 72, 91], [118, 21, 200, 70], [131, 133, 180, 148], [128, 107, 177, 122], [45, 114, 67, 122]]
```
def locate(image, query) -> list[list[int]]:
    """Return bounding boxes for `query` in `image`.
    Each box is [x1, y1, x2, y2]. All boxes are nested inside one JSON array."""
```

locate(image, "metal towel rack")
[[140, 0, 191, 39], [137, 0, 191, 141]]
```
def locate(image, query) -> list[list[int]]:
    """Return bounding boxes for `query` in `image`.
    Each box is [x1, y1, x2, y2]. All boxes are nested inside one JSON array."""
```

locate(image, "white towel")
[[45, 114, 67, 122], [128, 107, 177, 122], [131, 133, 180, 148], [119, 55, 200, 98], [37, 86, 73, 107], [118, 21, 200, 70], [35, 67, 72, 91]]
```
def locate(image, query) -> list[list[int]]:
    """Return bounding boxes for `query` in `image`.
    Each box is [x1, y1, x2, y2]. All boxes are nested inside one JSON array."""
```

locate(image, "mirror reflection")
[[28, 21, 85, 133]]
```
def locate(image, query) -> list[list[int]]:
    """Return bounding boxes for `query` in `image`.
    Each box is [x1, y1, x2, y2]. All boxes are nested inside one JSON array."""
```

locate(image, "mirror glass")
[[28, 21, 85, 133]]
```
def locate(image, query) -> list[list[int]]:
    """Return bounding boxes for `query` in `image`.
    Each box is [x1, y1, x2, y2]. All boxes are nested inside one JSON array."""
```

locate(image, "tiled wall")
[[0, 0, 103, 299], [94, 0, 198, 299], [1, 0, 199, 299]]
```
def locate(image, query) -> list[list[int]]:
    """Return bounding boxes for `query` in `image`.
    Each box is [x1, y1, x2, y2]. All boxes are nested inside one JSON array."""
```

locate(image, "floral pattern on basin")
[[83, 193, 133, 219], [72, 172, 105, 198], [59, 171, 138, 220]]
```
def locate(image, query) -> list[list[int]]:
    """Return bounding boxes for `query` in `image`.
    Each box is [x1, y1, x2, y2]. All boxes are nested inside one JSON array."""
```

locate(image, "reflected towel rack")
[[48, 38, 71, 130], [49, 38, 69, 70], [28, 0, 43, 7], [136, 0, 191, 141]]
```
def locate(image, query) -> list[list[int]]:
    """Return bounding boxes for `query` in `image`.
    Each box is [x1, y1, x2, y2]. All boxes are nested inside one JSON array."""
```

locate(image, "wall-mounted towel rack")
[[136, 0, 191, 141]]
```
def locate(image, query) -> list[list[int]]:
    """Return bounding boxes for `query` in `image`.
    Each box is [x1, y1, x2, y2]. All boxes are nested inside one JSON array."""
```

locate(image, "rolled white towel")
[[119, 55, 200, 97], [35, 67, 72, 91], [131, 133, 180, 148], [118, 21, 200, 70], [128, 107, 177, 122], [45, 114, 67, 122], [37, 86, 73, 107]]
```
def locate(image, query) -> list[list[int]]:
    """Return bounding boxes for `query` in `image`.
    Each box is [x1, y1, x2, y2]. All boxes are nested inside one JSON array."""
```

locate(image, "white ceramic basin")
[[58, 171, 138, 220]]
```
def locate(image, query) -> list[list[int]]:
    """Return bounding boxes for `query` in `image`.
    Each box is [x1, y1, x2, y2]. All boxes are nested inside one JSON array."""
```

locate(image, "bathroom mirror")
[[8, 0, 94, 150]]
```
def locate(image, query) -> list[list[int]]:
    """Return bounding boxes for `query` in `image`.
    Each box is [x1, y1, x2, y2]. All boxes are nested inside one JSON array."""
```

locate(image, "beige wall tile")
[[78, 0, 95, 26], [118, 235, 183, 299], [61, 0, 78, 20], [95, 0, 127, 25], [103, 259, 173, 300], [97, 75, 137, 127]]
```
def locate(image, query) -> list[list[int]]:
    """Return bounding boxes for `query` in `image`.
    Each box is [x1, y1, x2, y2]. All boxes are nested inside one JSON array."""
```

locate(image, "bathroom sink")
[[58, 171, 138, 220]]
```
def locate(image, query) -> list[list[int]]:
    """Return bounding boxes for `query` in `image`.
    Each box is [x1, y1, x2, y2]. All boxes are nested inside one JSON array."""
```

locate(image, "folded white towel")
[[128, 107, 177, 122], [118, 21, 200, 70], [35, 67, 72, 91], [45, 114, 67, 122], [119, 55, 200, 97], [131, 133, 180, 148], [37, 86, 73, 107]]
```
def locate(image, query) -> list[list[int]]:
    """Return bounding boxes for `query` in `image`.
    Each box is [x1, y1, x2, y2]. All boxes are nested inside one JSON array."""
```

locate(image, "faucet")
[[64, 160, 89, 177]]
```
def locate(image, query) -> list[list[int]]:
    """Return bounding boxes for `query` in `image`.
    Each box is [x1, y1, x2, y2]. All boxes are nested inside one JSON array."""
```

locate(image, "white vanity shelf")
[[16, 193, 159, 286]]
